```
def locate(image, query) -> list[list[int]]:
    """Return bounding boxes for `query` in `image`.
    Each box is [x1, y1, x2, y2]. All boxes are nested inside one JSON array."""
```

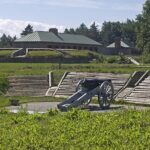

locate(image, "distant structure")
[[14, 28, 102, 51], [107, 37, 130, 48], [99, 37, 140, 55]]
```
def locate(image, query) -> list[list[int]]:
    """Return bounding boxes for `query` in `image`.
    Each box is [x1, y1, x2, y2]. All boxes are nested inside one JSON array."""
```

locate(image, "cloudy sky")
[[0, 0, 146, 37]]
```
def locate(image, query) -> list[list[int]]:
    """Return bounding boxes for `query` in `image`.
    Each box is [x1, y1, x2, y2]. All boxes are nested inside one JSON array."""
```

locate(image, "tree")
[[76, 23, 89, 36], [69, 28, 76, 34], [0, 34, 8, 47], [0, 34, 16, 47], [63, 22, 101, 42], [136, 0, 150, 53], [100, 21, 122, 46], [64, 28, 70, 34], [100, 21, 113, 46], [88, 22, 101, 42], [100, 20, 136, 46], [21, 24, 33, 36], [122, 19, 136, 47]]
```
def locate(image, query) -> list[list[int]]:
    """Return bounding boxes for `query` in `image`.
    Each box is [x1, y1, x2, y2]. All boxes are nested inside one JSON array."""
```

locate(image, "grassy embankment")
[[0, 109, 150, 149], [0, 63, 150, 107], [27, 50, 101, 61]]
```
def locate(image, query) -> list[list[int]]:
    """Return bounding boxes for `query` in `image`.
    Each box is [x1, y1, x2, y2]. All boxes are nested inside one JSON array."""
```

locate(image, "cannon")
[[57, 79, 114, 111]]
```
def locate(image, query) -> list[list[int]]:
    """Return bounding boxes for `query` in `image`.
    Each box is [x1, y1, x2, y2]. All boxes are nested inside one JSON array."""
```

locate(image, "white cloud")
[[0, 19, 65, 37]]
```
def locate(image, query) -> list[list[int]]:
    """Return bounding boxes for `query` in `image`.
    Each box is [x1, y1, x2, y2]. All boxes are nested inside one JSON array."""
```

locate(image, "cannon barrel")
[[81, 79, 112, 90], [57, 78, 114, 111]]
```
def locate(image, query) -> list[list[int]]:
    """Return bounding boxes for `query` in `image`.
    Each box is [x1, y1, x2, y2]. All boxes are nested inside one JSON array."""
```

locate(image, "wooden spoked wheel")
[[98, 81, 114, 109]]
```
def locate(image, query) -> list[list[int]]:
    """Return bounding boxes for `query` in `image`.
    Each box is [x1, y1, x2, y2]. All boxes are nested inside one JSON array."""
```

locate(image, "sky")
[[0, 0, 146, 37]]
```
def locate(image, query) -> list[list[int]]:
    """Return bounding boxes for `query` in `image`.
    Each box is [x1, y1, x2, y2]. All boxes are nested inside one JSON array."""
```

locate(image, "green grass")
[[27, 50, 62, 58], [0, 63, 150, 107], [0, 63, 149, 86], [27, 49, 101, 60], [0, 109, 150, 149], [64, 50, 100, 58], [0, 77, 9, 93], [0, 50, 14, 57], [0, 63, 149, 76]]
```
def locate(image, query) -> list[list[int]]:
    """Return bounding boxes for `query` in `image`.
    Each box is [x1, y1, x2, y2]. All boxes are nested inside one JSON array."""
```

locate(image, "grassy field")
[[0, 61, 149, 149], [0, 50, 15, 57], [26, 49, 101, 60], [0, 63, 150, 77], [0, 109, 150, 149], [0, 62, 149, 90], [63, 50, 100, 58], [0, 62, 150, 107]]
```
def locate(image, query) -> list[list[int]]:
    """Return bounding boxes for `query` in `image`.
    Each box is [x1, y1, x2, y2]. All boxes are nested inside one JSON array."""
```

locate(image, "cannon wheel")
[[76, 80, 92, 106], [98, 81, 114, 109]]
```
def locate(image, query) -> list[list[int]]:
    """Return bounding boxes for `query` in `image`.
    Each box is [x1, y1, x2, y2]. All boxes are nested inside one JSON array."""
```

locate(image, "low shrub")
[[107, 56, 118, 63], [1, 109, 150, 149], [0, 77, 9, 94]]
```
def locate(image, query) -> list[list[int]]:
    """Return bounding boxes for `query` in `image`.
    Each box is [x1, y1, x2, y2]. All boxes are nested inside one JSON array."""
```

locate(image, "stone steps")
[[125, 75, 150, 104], [7, 75, 49, 96], [116, 88, 134, 100]]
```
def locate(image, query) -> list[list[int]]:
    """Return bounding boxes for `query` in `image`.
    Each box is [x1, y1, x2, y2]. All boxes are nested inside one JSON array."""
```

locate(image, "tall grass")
[[0, 63, 149, 88], [1, 109, 150, 149]]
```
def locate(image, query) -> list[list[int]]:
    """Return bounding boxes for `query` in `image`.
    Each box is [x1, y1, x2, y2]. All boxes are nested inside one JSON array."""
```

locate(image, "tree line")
[[0, 0, 149, 54], [64, 20, 136, 48], [64, 0, 150, 53], [0, 24, 33, 48]]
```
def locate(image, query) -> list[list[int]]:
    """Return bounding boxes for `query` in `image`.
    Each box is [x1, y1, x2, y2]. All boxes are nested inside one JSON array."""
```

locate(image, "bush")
[[141, 51, 150, 64], [0, 77, 9, 94], [117, 53, 131, 64], [107, 56, 118, 63], [1, 109, 150, 149]]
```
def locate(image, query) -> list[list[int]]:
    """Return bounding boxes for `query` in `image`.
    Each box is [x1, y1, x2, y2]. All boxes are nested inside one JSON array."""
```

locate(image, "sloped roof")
[[15, 31, 101, 46], [107, 41, 130, 48]]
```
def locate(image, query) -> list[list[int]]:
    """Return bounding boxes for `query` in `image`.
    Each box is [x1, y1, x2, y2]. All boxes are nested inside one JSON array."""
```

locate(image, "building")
[[99, 37, 140, 55], [107, 37, 130, 48], [14, 28, 102, 51]]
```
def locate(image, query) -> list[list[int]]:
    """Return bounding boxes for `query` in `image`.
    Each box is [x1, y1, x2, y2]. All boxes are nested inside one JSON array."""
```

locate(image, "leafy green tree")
[[88, 22, 101, 42], [69, 28, 76, 34], [0, 34, 8, 47], [21, 24, 33, 36], [122, 19, 136, 47], [136, 0, 150, 53], [100, 21, 122, 46], [63, 22, 101, 42], [76, 23, 89, 36], [100, 20, 136, 47], [64, 28, 70, 34], [0, 34, 16, 47], [100, 21, 113, 46]]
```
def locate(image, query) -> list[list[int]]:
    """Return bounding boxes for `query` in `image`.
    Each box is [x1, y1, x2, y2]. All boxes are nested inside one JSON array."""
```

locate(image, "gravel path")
[[6, 102, 150, 114]]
